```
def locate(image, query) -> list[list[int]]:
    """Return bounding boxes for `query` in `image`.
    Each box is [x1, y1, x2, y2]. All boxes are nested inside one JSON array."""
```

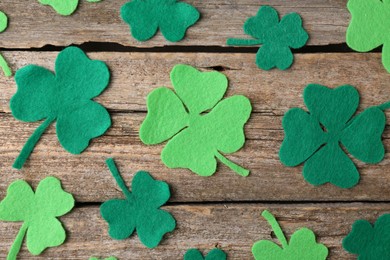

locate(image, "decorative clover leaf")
[[0, 10, 11, 77], [279, 84, 389, 188], [0, 177, 74, 259], [252, 210, 328, 260], [227, 6, 308, 70], [38, 0, 102, 16], [120, 0, 200, 42], [343, 214, 390, 259], [90, 257, 118, 260], [100, 158, 176, 248], [184, 248, 227, 260], [139, 64, 252, 177], [10, 46, 111, 170]]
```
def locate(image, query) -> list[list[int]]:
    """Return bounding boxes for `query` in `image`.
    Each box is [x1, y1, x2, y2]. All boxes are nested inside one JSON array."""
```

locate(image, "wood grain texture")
[[0, 0, 349, 48]]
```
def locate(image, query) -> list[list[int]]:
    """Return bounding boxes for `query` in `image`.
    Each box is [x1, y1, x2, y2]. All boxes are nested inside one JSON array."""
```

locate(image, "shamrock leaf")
[[139, 64, 252, 177], [279, 84, 389, 188], [90, 257, 118, 260], [0, 10, 11, 77], [10, 46, 111, 169], [120, 0, 200, 42], [227, 6, 308, 70], [252, 210, 328, 260], [343, 214, 390, 259], [38, 0, 103, 16], [100, 158, 176, 248], [184, 248, 227, 260], [0, 177, 74, 259]]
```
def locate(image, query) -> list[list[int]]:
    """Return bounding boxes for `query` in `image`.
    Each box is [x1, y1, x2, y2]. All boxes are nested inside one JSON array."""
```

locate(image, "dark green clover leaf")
[[227, 5, 308, 70], [280, 84, 389, 188], [0, 10, 11, 77], [252, 210, 328, 260], [120, 0, 200, 42], [343, 214, 390, 259], [10, 47, 111, 169], [184, 248, 227, 260], [139, 64, 252, 177], [100, 158, 176, 248]]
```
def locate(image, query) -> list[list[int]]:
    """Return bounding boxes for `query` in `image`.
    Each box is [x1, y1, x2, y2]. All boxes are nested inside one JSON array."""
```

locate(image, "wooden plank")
[[0, 203, 388, 259], [0, 0, 349, 48]]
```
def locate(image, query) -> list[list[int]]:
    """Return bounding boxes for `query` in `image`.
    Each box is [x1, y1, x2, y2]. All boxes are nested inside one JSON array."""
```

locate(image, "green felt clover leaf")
[[343, 214, 390, 259], [39, 0, 102, 16], [227, 6, 308, 70], [252, 210, 328, 260], [280, 84, 389, 188], [347, 0, 390, 73], [89, 257, 118, 260], [139, 64, 252, 177], [100, 158, 176, 248], [0, 10, 11, 77], [0, 177, 74, 260], [10, 46, 111, 170], [120, 0, 200, 42], [184, 248, 227, 260]]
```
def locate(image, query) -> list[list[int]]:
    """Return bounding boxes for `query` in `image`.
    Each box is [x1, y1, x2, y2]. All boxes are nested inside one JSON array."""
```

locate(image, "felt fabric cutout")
[[100, 158, 176, 248], [90, 257, 118, 260], [343, 214, 390, 259], [184, 248, 227, 260], [347, 0, 390, 73], [252, 210, 328, 260], [0, 11, 11, 77], [139, 64, 252, 177], [38, 0, 102, 16], [279, 84, 389, 189], [0, 177, 74, 260], [10, 46, 111, 170], [120, 0, 200, 42], [226, 6, 308, 70]]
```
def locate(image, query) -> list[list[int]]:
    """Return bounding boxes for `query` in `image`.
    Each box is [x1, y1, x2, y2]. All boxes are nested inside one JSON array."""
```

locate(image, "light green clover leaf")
[[0, 177, 74, 259], [38, 0, 102, 16], [140, 64, 252, 177], [0, 10, 11, 77], [184, 248, 227, 260]]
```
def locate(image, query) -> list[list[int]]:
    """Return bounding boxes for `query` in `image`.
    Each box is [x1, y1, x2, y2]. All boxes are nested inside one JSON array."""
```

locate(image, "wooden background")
[[0, 0, 389, 259]]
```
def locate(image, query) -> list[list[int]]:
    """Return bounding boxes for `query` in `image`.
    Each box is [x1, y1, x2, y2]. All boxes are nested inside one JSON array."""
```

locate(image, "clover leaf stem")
[[215, 151, 249, 176], [226, 38, 263, 46], [262, 210, 289, 248], [106, 158, 132, 199], [379, 101, 390, 111], [0, 53, 11, 77], [7, 222, 28, 260], [13, 117, 55, 169]]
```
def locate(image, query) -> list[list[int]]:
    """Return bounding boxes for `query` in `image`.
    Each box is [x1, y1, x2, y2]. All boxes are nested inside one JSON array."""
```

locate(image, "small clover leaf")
[[120, 0, 200, 42], [227, 6, 308, 70], [279, 84, 389, 188], [184, 248, 227, 260], [343, 214, 390, 259], [89, 257, 118, 260], [10, 46, 111, 169], [38, 0, 103, 16], [100, 158, 176, 248], [0, 177, 74, 259], [252, 210, 328, 260], [139, 64, 252, 177], [0, 10, 11, 77]]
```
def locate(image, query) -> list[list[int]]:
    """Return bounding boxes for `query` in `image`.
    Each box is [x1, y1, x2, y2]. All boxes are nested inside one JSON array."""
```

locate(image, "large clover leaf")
[[100, 158, 176, 248], [279, 84, 389, 188], [38, 0, 102, 16], [10, 47, 111, 169], [252, 210, 328, 260], [120, 0, 200, 42], [184, 248, 227, 260], [139, 64, 252, 177], [0, 177, 74, 259], [0, 10, 11, 77], [227, 6, 308, 70]]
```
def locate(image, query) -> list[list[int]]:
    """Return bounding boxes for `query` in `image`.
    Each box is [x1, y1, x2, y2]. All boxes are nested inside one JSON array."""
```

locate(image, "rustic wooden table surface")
[[0, 0, 389, 259]]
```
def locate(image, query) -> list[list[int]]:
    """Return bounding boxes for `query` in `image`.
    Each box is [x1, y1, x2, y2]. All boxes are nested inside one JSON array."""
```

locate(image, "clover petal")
[[256, 44, 293, 70], [243, 6, 278, 41], [184, 248, 227, 260], [252, 240, 284, 259], [0, 180, 34, 221], [38, 0, 79, 16]]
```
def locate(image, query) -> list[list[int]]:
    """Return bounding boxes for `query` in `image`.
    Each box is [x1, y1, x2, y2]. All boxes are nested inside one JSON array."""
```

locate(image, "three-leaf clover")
[[347, 0, 390, 73], [10, 46, 111, 169], [139, 64, 252, 177], [343, 214, 390, 259], [184, 248, 227, 260], [279, 84, 389, 188], [227, 6, 308, 70], [252, 210, 328, 260], [0, 10, 12, 77], [38, 0, 103, 16], [100, 158, 176, 248], [0, 177, 74, 260], [120, 0, 200, 42]]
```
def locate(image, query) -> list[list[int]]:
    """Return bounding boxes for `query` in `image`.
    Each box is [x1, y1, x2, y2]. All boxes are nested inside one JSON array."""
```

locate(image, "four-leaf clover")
[[100, 158, 176, 248], [252, 210, 328, 260], [140, 64, 252, 177], [227, 6, 308, 70], [38, 0, 103, 16], [10, 46, 111, 169], [0, 10, 11, 77], [120, 0, 200, 42], [184, 248, 227, 260], [279, 84, 389, 188], [0, 177, 74, 259]]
